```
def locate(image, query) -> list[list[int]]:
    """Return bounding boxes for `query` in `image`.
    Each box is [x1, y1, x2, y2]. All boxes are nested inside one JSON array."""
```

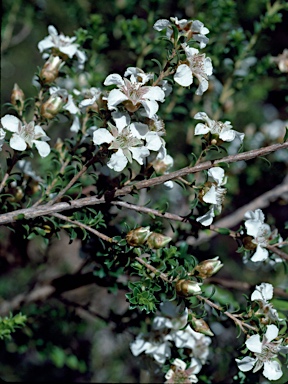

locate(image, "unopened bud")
[[126, 227, 151, 246], [40, 55, 63, 84], [190, 315, 214, 336], [41, 92, 68, 119], [175, 279, 202, 297], [193, 256, 223, 278], [11, 83, 25, 109], [146, 232, 172, 249]]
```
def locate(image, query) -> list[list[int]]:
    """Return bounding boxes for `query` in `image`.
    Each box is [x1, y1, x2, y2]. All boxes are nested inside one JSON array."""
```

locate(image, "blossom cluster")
[[130, 301, 211, 382]]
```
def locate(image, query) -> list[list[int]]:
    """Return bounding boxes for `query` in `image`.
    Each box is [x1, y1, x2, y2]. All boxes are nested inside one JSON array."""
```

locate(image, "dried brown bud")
[[190, 315, 214, 336], [193, 256, 223, 279], [40, 55, 63, 84], [175, 279, 202, 297], [41, 93, 67, 119], [242, 236, 257, 250], [11, 83, 25, 109], [126, 227, 152, 247], [146, 232, 172, 249]]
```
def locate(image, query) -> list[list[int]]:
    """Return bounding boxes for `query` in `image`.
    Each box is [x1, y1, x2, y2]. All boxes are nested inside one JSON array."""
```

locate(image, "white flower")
[[174, 43, 213, 95], [153, 17, 209, 48], [236, 325, 287, 381], [38, 25, 86, 68], [251, 283, 280, 321], [165, 358, 199, 384], [78, 87, 102, 108], [1, 115, 50, 157], [130, 302, 211, 368], [104, 67, 165, 118], [130, 333, 172, 364], [271, 49, 288, 73], [93, 123, 150, 172], [244, 209, 282, 262], [196, 167, 227, 226], [0, 127, 6, 151], [194, 112, 245, 142]]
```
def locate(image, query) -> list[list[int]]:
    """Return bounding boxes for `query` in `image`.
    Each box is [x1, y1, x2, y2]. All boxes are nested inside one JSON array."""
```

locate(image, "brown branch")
[[266, 244, 288, 261], [196, 294, 258, 333], [51, 212, 115, 243], [0, 142, 287, 225]]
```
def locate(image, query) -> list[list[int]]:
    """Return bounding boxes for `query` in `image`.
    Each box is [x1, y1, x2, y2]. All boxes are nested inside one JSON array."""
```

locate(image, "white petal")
[[144, 86, 165, 102], [208, 167, 225, 185], [93, 128, 114, 145], [130, 337, 149, 356], [130, 146, 150, 165], [263, 360, 283, 381], [107, 149, 128, 172], [129, 122, 148, 138], [106, 89, 128, 110], [1, 115, 21, 133], [10, 134, 26, 151], [251, 283, 273, 301], [145, 132, 162, 151], [141, 100, 159, 118], [195, 78, 208, 95], [219, 128, 236, 142], [203, 185, 217, 204], [174, 64, 193, 87], [251, 245, 269, 262], [265, 324, 279, 343], [34, 125, 49, 140], [37, 37, 54, 52], [244, 209, 265, 222], [246, 334, 262, 353], [48, 25, 58, 36], [245, 220, 263, 238], [164, 180, 174, 189], [112, 110, 131, 130], [236, 356, 256, 372], [196, 207, 215, 226], [153, 19, 170, 31], [33, 140, 51, 157], [104, 74, 125, 86], [59, 44, 78, 58], [64, 95, 79, 114], [70, 116, 81, 132], [195, 122, 210, 135]]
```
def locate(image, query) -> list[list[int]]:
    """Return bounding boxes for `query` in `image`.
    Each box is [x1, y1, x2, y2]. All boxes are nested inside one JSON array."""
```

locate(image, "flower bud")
[[190, 315, 214, 336], [41, 92, 68, 119], [11, 83, 25, 109], [175, 279, 202, 297], [126, 227, 152, 247], [193, 256, 223, 278], [40, 55, 63, 84], [146, 232, 172, 249]]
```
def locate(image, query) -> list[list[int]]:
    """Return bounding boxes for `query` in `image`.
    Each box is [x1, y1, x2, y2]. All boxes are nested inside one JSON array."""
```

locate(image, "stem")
[[0, 151, 19, 193], [266, 244, 288, 261], [134, 255, 169, 282], [196, 295, 258, 333], [50, 212, 115, 243]]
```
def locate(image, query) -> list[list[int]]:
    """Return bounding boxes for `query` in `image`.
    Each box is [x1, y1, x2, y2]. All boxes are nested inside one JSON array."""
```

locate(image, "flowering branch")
[[1, 142, 286, 225]]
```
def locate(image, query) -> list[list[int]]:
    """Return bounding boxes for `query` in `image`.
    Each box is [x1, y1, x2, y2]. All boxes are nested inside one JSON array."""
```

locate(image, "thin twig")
[[196, 295, 258, 333], [51, 212, 115, 243]]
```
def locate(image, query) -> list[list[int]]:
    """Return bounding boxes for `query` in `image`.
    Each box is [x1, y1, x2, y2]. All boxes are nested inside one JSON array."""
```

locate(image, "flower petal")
[[33, 140, 51, 157], [106, 89, 129, 110], [130, 146, 150, 165], [265, 324, 279, 343], [93, 128, 114, 145], [263, 360, 283, 381], [10, 134, 27, 151], [246, 334, 262, 353], [104, 74, 125, 86], [1, 115, 21, 133], [236, 356, 256, 372], [203, 185, 217, 204], [251, 245, 269, 262], [174, 64, 193, 87], [141, 100, 159, 118], [196, 207, 215, 226], [107, 149, 128, 172]]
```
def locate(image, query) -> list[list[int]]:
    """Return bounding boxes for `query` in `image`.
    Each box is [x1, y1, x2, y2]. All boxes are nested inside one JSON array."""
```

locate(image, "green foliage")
[[0, 313, 27, 340]]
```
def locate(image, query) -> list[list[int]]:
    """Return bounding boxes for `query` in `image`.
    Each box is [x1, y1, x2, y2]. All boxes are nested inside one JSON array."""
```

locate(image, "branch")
[[0, 142, 287, 225]]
